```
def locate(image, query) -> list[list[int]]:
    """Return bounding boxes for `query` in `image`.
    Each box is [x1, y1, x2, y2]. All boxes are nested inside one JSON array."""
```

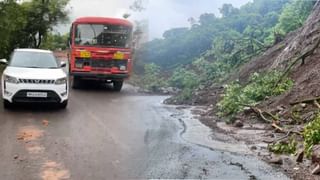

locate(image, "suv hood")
[[3, 67, 67, 80]]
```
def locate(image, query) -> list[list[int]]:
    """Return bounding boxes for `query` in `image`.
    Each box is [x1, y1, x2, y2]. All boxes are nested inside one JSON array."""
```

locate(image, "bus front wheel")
[[72, 76, 81, 89], [113, 80, 123, 92]]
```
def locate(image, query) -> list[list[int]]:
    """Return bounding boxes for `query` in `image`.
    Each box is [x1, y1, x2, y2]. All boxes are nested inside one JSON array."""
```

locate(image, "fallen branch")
[[239, 105, 305, 138], [290, 96, 320, 106], [251, 107, 272, 123], [264, 111, 280, 121], [273, 37, 320, 90], [314, 100, 320, 109], [241, 104, 279, 123], [272, 123, 285, 133], [270, 130, 303, 143], [263, 129, 303, 143], [272, 130, 292, 143]]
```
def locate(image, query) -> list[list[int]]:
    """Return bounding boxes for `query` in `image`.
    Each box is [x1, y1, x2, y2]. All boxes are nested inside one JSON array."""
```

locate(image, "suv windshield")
[[74, 24, 132, 48], [10, 51, 59, 68]]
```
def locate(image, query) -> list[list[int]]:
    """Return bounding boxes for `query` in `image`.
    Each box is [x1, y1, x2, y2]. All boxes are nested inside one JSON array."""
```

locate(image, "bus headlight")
[[75, 63, 83, 69]]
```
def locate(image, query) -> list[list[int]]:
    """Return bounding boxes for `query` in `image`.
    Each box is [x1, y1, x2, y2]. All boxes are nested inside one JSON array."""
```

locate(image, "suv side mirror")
[[0, 59, 8, 65], [60, 61, 67, 68]]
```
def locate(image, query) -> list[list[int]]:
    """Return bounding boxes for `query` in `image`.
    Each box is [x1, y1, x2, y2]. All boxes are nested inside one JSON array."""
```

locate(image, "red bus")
[[69, 17, 133, 91]]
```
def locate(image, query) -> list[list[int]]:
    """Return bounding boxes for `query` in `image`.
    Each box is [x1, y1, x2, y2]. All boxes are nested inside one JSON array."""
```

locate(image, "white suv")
[[0, 49, 69, 109]]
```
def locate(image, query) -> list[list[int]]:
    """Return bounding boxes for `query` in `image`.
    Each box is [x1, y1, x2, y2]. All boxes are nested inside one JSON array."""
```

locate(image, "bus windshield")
[[74, 24, 132, 48]]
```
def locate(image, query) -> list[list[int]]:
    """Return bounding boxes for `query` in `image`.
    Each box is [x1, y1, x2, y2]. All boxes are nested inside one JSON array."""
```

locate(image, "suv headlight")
[[55, 77, 67, 85], [4, 75, 19, 84]]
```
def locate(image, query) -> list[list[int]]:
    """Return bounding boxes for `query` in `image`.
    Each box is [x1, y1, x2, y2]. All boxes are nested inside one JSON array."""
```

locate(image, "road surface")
[[0, 84, 288, 180]]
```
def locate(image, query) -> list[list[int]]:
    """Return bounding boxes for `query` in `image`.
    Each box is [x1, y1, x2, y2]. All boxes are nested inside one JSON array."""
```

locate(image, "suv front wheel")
[[58, 100, 68, 109], [3, 100, 13, 109]]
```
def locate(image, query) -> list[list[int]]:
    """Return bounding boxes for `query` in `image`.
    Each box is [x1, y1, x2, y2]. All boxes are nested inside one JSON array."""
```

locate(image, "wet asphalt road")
[[0, 84, 289, 180]]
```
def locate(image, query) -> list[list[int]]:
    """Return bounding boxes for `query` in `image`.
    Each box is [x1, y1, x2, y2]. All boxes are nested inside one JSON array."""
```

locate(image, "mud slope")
[[236, 1, 320, 108]]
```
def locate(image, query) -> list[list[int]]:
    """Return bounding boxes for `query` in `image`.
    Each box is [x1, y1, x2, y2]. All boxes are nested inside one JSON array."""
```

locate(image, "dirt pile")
[[264, 1, 320, 108], [219, 2, 320, 178], [181, 1, 320, 179]]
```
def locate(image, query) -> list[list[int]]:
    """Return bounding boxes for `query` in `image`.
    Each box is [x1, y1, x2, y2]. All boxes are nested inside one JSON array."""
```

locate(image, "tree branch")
[[273, 37, 320, 90], [240, 104, 279, 123], [290, 96, 320, 105]]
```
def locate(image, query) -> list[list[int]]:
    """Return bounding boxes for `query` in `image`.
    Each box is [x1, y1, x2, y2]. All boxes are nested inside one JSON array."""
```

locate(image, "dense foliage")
[[139, 63, 167, 92], [303, 114, 320, 157], [135, 0, 293, 70], [0, 0, 69, 58], [276, 0, 317, 34], [135, 0, 314, 106], [217, 71, 293, 118], [168, 67, 200, 100], [41, 33, 69, 50]]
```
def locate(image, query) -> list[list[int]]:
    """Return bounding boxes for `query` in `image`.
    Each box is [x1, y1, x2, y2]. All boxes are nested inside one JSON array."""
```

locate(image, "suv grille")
[[19, 79, 55, 84], [12, 90, 61, 103], [75, 58, 127, 68]]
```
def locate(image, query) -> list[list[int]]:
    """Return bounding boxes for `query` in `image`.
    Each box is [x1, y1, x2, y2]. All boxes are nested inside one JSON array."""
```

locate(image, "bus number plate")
[[80, 51, 91, 58], [113, 52, 124, 60]]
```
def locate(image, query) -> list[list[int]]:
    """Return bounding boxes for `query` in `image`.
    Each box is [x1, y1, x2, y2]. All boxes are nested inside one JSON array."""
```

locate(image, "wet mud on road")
[[0, 84, 288, 179]]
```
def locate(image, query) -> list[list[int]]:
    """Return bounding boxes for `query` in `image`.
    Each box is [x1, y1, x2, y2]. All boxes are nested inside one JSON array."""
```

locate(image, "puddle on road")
[[173, 106, 251, 155]]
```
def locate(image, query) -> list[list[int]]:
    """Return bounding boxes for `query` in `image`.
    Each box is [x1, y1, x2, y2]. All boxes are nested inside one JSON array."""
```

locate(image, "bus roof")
[[73, 17, 133, 27]]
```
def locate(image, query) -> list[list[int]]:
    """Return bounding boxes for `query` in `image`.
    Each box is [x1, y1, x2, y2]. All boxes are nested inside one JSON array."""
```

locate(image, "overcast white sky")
[[58, 0, 250, 39]]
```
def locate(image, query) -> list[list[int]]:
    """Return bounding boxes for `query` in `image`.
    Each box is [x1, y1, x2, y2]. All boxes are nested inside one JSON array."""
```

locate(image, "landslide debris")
[[185, 1, 320, 179]]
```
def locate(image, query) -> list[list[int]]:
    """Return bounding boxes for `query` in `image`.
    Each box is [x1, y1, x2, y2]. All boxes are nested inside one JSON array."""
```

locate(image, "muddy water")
[[176, 107, 251, 154], [166, 105, 289, 179]]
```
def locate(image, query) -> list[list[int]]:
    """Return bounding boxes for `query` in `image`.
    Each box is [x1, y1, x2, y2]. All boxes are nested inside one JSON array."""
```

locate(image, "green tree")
[[169, 67, 199, 89], [21, 0, 69, 48], [276, 0, 316, 34], [41, 33, 69, 50], [135, 0, 290, 71], [0, 0, 69, 58], [141, 63, 167, 91], [219, 4, 239, 18], [0, 0, 27, 58]]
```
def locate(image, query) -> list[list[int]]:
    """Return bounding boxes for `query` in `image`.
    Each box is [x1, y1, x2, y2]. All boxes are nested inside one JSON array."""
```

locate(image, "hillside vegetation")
[[135, 0, 316, 103]]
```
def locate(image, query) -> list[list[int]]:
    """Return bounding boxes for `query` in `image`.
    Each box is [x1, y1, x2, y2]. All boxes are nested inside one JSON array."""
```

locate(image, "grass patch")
[[217, 71, 294, 119], [303, 114, 320, 157], [269, 138, 297, 154]]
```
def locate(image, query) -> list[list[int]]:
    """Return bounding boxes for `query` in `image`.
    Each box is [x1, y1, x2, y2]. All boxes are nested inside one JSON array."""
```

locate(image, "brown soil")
[[41, 161, 70, 180], [17, 126, 44, 141], [42, 120, 49, 127], [178, 1, 320, 179]]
